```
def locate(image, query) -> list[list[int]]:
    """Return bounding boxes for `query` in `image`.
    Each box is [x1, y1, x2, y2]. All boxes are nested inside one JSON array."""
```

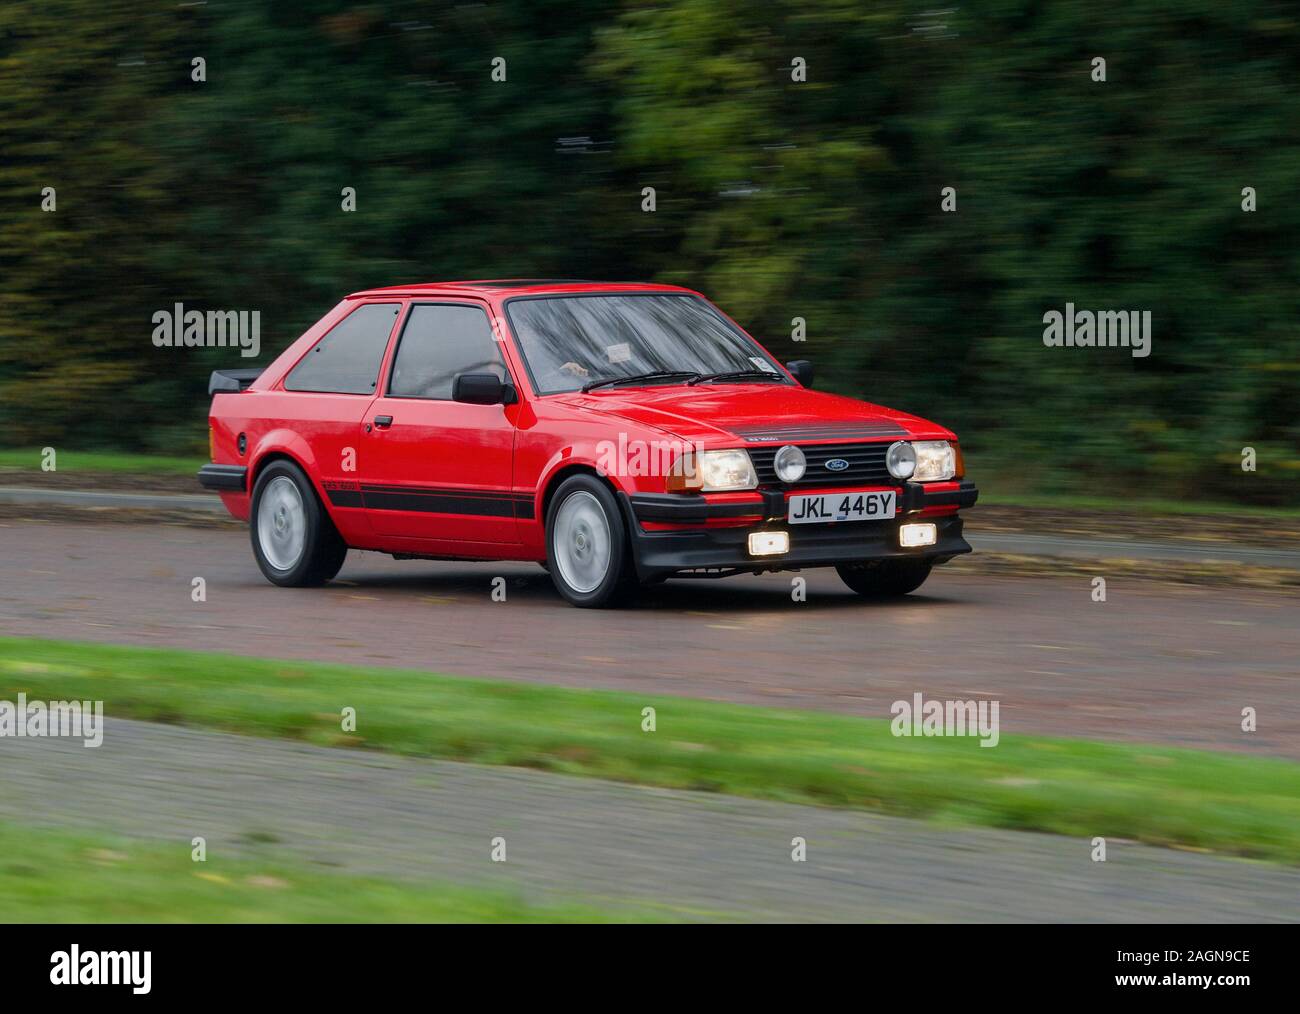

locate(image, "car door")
[[276, 300, 402, 532], [360, 300, 521, 543]]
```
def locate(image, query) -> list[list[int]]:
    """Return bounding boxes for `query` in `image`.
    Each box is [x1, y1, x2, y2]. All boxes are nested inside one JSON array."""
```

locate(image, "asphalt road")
[[6, 485, 1300, 566], [2, 520, 1297, 757], [3, 718, 1295, 922], [0, 486, 222, 511]]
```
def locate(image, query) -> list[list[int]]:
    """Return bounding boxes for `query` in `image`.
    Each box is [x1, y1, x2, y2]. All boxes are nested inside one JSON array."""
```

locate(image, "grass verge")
[[975, 484, 1300, 519], [0, 448, 204, 475], [0, 821, 654, 922], [3, 636, 1298, 863]]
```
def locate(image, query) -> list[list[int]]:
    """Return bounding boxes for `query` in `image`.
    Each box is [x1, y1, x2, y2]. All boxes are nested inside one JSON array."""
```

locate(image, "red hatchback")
[[199, 280, 976, 606]]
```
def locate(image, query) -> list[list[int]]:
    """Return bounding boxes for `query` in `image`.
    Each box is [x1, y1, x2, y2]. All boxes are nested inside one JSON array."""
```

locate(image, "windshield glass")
[[505, 294, 787, 394]]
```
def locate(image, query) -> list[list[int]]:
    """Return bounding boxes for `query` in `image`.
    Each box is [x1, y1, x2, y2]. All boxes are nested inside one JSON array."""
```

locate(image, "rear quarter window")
[[284, 302, 401, 394]]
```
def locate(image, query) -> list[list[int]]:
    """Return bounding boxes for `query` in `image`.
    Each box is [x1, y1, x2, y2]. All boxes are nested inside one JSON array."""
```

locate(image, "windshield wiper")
[[582, 370, 701, 392], [687, 369, 784, 385]]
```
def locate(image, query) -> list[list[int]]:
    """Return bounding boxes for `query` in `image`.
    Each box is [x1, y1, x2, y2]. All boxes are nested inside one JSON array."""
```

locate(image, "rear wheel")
[[836, 558, 932, 598], [250, 460, 347, 586], [545, 475, 637, 607]]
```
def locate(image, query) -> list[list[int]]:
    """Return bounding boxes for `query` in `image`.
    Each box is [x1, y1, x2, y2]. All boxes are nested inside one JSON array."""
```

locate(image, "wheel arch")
[[539, 463, 626, 525], [248, 443, 336, 525], [538, 464, 641, 606]]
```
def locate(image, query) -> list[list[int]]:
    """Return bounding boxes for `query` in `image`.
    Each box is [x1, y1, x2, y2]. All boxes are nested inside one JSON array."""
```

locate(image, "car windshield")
[[505, 293, 787, 394]]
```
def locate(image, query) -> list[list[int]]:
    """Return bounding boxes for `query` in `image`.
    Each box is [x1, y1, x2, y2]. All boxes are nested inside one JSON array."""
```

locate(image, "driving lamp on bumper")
[[748, 531, 789, 556], [899, 522, 938, 547]]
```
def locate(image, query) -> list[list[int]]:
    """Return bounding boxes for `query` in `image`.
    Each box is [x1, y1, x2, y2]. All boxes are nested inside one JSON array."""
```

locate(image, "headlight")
[[698, 449, 757, 491], [912, 440, 957, 482], [886, 440, 916, 480], [773, 444, 806, 483], [667, 449, 757, 492]]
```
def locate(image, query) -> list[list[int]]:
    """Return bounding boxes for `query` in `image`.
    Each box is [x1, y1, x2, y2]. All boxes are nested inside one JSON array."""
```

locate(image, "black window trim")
[[383, 299, 516, 402], [282, 300, 403, 396], [501, 291, 791, 398]]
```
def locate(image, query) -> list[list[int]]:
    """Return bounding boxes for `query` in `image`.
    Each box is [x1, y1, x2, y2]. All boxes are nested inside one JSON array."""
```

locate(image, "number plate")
[[787, 490, 896, 524]]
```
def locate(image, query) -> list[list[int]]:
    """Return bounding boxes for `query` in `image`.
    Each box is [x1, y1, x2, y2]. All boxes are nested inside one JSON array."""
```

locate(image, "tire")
[[249, 460, 348, 587], [545, 475, 637, 607], [836, 558, 932, 598]]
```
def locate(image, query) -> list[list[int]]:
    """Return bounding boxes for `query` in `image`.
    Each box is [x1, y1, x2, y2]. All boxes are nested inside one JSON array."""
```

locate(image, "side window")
[[284, 302, 400, 394], [388, 304, 506, 400]]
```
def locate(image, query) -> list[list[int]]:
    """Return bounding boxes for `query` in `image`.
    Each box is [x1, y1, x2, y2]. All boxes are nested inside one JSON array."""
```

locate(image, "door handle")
[[373, 415, 393, 429]]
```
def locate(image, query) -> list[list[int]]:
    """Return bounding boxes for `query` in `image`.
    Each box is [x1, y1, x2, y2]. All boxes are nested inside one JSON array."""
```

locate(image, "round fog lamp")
[[886, 440, 916, 480], [773, 444, 806, 483]]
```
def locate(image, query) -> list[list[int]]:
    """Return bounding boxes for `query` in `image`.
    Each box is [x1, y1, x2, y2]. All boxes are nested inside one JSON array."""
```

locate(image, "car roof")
[[345, 279, 696, 299]]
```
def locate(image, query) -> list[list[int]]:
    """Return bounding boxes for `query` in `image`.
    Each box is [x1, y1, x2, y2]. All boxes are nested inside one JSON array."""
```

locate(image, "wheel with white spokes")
[[553, 491, 612, 594], [545, 475, 637, 607], [249, 460, 348, 587], [257, 476, 306, 572]]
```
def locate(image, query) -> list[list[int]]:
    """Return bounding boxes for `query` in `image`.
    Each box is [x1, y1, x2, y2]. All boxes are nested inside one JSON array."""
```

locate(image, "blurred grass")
[[0, 821, 657, 923], [975, 482, 1300, 519], [3, 636, 1298, 863], [0, 448, 205, 475]]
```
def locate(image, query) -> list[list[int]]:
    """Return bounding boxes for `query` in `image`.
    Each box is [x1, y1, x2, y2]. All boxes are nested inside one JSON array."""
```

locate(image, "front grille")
[[749, 441, 893, 488]]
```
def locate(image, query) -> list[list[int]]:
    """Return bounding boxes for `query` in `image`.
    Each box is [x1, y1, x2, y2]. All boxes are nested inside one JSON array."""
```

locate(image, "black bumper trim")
[[197, 464, 248, 492], [920, 479, 979, 510], [618, 492, 972, 578], [627, 493, 771, 525]]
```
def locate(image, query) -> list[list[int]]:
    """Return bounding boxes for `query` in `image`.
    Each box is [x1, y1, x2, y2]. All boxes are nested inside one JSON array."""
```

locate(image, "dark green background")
[[2, 1, 1296, 502]]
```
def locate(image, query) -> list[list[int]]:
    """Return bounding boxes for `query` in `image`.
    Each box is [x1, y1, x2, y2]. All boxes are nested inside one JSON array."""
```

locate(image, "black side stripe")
[[326, 489, 365, 508], [364, 490, 516, 518], [327, 484, 535, 519]]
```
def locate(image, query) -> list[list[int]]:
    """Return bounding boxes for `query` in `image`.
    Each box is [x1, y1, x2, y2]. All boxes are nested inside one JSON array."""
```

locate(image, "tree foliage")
[[1, 0, 1296, 500]]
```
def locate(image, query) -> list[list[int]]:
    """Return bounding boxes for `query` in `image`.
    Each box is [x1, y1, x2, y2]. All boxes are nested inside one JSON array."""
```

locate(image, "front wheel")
[[250, 460, 348, 587], [836, 558, 932, 598], [545, 475, 637, 607]]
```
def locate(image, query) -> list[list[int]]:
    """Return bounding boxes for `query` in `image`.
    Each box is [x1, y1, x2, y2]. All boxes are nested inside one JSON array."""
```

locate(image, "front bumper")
[[618, 480, 976, 578]]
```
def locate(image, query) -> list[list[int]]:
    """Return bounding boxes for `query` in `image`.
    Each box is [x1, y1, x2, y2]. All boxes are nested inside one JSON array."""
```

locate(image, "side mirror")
[[452, 373, 514, 405], [786, 360, 813, 388]]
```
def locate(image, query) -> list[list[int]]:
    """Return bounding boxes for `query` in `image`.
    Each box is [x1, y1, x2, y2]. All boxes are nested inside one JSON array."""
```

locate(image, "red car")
[[199, 280, 976, 606]]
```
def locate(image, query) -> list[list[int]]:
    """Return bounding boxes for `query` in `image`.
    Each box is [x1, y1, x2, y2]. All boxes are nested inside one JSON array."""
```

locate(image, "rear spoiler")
[[209, 368, 264, 395]]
